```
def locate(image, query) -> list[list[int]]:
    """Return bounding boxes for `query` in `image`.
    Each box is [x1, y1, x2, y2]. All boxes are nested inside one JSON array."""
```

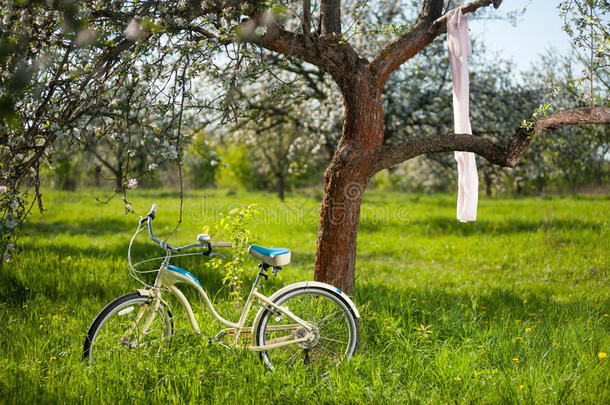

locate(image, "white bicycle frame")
[[126, 204, 359, 353], [145, 254, 316, 351]]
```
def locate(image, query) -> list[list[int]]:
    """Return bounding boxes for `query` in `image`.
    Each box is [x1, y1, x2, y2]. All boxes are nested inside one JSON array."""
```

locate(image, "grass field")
[[0, 188, 608, 403]]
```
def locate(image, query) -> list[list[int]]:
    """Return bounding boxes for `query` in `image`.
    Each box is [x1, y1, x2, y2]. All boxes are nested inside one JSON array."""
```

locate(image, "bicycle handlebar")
[[149, 203, 158, 219], [140, 203, 232, 252], [210, 241, 232, 248]]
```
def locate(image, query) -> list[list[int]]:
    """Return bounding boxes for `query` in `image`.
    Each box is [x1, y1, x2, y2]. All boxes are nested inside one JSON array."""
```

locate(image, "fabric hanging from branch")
[[447, 7, 478, 222]]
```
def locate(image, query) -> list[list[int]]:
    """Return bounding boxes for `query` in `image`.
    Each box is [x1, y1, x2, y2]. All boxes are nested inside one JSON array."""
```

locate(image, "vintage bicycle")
[[82, 204, 360, 370]]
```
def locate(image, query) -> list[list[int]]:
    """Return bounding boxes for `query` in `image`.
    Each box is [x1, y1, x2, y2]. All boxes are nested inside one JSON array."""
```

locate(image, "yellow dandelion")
[[552, 342, 559, 347], [519, 384, 525, 390], [523, 300, 527, 304], [599, 352, 608, 359], [604, 314, 609, 318], [39, 325, 44, 329], [525, 328, 532, 333], [516, 319, 521, 323], [60, 307, 64, 311], [528, 313, 536, 317], [477, 345, 484, 349], [50, 356, 56, 361], [52, 315, 58, 320], [481, 306, 487, 310], [512, 358, 519, 364], [22, 305, 27, 309], [454, 376, 462, 382], [515, 337, 523, 341]]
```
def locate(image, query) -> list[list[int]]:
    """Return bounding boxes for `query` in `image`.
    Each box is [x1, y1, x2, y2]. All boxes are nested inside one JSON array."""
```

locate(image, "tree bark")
[[313, 68, 383, 294]]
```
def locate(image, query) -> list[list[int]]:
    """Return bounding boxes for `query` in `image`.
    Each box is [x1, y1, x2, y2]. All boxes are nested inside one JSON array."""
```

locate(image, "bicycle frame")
[[144, 252, 315, 352]]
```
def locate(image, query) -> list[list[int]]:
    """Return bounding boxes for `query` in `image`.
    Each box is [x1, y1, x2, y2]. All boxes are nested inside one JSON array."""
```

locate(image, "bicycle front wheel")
[[255, 286, 359, 371], [83, 292, 173, 364]]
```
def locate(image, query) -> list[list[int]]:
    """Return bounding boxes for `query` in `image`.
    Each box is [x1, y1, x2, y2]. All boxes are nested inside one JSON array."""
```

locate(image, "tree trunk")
[[277, 172, 285, 201], [484, 170, 492, 197], [115, 165, 123, 191], [313, 69, 383, 294]]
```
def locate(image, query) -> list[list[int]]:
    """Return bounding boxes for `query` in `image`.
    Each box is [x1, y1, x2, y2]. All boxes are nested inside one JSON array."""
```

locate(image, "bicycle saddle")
[[248, 245, 291, 267]]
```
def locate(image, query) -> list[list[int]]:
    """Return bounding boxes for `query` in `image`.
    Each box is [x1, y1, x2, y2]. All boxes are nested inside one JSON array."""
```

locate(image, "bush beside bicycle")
[[203, 204, 259, 305]]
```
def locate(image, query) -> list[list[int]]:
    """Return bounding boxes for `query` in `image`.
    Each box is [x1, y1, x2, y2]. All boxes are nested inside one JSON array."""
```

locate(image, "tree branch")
[[370, 0, 501, 87], [248, 17, 358, 81], [320, 0, 341, 36], [303, 0, 312, 37], [374, 107, 610, 172], [429, 0, 502, 36]]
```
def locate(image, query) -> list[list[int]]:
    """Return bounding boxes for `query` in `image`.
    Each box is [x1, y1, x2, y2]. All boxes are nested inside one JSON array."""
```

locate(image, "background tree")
[[184, 132, 223, 189]]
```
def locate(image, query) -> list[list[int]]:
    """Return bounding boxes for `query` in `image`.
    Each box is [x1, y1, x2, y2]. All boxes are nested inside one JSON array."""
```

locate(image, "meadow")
[[0, 188, 608, 404]]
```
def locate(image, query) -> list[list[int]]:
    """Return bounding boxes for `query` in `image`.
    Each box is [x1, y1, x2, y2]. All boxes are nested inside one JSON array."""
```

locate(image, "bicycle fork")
[[121, 293, 163, 348]]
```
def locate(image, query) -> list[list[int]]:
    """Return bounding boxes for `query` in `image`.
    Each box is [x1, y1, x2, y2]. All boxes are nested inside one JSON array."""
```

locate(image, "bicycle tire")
[[83, 292, 173, 364], [254, 286, 359, 371]]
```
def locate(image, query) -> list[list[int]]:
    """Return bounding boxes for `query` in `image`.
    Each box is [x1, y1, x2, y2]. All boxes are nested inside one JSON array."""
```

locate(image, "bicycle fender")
[[251, 281, 360, 334]]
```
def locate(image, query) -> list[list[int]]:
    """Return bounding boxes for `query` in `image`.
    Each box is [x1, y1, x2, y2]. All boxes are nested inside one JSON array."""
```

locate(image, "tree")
[[1, 0, 609, 293], [0, 0, 231, 258], [241, 0, 609, 293]]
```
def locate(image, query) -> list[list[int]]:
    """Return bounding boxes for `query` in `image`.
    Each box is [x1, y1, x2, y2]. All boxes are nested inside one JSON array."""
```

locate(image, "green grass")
[[1, 188, 609, 403]]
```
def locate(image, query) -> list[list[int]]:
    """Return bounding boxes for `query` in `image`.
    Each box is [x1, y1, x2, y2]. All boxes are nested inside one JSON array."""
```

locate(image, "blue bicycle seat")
[[248, 245, 291, 266]]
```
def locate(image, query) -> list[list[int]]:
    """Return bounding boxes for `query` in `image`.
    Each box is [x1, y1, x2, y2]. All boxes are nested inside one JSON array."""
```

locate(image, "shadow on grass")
[[355, 281, 610, 333], [0, 271, 29, 306], [358, 217, 602, 236], [20, 240, 158, 259], [26, 218, 130, 236]]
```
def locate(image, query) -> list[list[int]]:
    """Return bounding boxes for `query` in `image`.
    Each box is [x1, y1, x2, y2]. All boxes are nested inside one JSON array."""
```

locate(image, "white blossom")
[[0, 186, 7, 194], [254, 26, 268, 37], [127, 178, 138, 189], [125, 19, 143, 41], [4, 216, 17, 230]]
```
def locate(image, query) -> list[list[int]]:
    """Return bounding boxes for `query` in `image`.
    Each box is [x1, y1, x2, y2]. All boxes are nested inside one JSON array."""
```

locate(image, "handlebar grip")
[[148, 203, 158, 219], [210, 242, 232, 248]]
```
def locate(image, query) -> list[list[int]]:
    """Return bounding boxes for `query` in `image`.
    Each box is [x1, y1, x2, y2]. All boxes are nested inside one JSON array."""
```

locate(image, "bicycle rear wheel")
[[83, 292, 173, 364], [255, 286, 359, 371]]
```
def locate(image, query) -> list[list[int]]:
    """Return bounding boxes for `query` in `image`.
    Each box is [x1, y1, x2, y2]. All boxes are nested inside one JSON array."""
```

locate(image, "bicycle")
[[82, 204, 360, 371]]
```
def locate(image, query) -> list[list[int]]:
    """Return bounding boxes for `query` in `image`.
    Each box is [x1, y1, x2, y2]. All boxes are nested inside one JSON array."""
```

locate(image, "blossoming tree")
[[1, 0, 608, 293]]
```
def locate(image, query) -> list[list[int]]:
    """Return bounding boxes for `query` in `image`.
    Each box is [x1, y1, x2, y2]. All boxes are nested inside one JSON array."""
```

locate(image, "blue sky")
[[469, 0, 574, 74]]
